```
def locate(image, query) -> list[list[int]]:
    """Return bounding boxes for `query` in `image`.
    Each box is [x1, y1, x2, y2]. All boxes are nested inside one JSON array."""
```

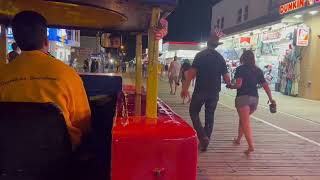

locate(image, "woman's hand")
[[227, 78, 242, 90]]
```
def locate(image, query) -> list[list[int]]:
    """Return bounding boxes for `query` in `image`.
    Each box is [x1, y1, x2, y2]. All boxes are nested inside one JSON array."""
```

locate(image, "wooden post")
[[135, 33, 143, 95], [0, 25, 7, 65], [146, 7, 161, 119]]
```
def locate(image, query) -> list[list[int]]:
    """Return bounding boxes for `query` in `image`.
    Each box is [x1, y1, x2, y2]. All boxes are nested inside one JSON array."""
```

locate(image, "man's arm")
[[69, 75, 91, 135], [219, 54, 231, 86]]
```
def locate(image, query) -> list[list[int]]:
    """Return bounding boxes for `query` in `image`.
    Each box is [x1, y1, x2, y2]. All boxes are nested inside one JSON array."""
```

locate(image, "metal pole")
[[135, 33, 143, 95], [146, 7, 161, 119], [96, 32, 100, 53], [0, 25, 7, 64]]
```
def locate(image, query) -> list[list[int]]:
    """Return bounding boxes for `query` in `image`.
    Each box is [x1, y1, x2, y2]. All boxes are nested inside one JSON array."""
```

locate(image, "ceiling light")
[[309, 10, 319, 15]]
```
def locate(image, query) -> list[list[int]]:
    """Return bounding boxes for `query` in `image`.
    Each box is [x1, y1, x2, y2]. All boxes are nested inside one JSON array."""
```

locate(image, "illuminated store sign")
[[296, 27, 310, 46], [7, 27, 13, 39], [47, 28, 68, 45], [279, 0, 320, 15]]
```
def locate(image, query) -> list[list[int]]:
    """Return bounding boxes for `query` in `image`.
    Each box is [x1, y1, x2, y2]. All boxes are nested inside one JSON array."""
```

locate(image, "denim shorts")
[[235, 95, 259, 113]]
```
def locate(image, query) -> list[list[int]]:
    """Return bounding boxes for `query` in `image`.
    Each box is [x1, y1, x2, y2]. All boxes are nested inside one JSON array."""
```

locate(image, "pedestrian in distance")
[[168, 56, 181, 95], [165, 63, 169, 74], [181, 33, 231, 152], [226, 50, 276, 155]]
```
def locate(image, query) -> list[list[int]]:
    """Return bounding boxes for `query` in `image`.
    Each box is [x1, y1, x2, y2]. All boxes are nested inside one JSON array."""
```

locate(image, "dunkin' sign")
[[279, 0, 320, 15]]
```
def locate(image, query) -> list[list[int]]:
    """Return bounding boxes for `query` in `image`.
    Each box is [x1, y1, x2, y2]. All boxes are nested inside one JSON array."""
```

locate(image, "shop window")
[[76, 30, 80, 42], [244, 5, 249, 21], [75, 31, 79, 42], [75, 31, 77, 42], [67, 30, 72, 40], [237, 8, 242, 24], [221, 17, 224, 29]]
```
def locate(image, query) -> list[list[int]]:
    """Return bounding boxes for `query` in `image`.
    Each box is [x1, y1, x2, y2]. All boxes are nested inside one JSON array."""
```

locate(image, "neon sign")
[[279, 0, 320, 15], [296, 27, 310, 46]]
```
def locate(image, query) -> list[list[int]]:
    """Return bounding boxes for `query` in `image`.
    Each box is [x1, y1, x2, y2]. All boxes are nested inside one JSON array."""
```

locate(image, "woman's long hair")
[[240, 50, 258, 71], [182, 62, 191, 71]]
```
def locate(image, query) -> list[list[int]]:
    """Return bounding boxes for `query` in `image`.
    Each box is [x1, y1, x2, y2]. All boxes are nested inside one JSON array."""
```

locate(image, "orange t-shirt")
[[0, 50, 91, 148]]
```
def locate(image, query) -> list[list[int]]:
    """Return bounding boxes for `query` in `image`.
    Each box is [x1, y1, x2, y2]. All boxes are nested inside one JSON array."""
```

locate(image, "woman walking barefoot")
[[227, 50, 276, 155]]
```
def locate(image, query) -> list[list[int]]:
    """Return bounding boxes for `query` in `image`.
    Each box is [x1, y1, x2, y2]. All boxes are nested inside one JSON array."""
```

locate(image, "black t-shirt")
[[192, 49, 228, 95], [234, 65, 266, 97]]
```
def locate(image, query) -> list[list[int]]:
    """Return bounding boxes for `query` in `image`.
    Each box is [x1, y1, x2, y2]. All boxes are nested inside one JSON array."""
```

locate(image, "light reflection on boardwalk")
[[122, 73, 320, 180], [157, 78, 320, 180]]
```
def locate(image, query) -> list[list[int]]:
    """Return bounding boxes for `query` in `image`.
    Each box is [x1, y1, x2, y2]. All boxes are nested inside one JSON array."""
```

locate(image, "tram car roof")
[[0, 0, 177, 32]]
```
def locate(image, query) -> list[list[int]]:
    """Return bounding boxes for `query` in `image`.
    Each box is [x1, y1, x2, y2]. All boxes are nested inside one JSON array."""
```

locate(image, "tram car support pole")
[[146, 7, 161, 119]]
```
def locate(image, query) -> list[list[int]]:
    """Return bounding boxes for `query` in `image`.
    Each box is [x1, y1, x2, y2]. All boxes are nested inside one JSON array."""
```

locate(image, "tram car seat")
[[0, 102, 72, 180], [79, 73, 122, 180]]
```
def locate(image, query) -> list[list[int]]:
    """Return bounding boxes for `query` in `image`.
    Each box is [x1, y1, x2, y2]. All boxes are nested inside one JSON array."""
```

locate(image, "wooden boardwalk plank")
[[156, 79, 320, 180], [122, 74, 320, 180]]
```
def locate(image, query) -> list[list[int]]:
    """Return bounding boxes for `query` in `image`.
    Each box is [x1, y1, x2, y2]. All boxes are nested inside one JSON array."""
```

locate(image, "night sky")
[[166, 0, 220, 42], [124, 0, 221, 61]]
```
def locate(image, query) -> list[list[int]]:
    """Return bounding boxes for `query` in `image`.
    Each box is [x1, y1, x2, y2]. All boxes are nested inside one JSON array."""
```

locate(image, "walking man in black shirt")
[[181, 33, 231, 152]]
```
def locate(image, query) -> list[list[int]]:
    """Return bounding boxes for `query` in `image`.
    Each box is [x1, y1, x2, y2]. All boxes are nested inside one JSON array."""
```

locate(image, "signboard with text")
[[262, 31, 282, 43], [47, 28, 69, 45], [7, 27, 13, 39], [239, 37, 251, 48], [295, 27, 310, 46], [279, 0, 320, 15]]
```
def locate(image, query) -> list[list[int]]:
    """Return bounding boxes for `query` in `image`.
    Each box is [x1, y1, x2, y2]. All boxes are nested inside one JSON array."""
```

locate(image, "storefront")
[[161, 41, 201, 65], [218, 2, 320, 99], [48, 28, 80, 64], [6, 27, 80, 65]]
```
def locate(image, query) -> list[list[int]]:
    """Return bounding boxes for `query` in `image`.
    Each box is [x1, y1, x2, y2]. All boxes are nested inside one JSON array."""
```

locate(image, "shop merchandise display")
[[218, 24, 306, 97], [278, 45, 301, 96]]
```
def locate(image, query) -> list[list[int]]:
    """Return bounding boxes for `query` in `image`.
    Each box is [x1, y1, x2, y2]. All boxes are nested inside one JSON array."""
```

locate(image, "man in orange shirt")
[[0, 11, 91, 149]]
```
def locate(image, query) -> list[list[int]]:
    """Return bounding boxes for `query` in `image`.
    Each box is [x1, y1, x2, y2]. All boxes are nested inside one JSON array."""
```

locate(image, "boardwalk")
[[157, 79, 320, 180], [123, 73, 320, 180]]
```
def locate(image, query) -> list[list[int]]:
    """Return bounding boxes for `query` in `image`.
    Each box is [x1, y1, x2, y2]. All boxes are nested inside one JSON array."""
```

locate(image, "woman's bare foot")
[[244, 147, 254, 155], [233, 138, 241, 145]]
